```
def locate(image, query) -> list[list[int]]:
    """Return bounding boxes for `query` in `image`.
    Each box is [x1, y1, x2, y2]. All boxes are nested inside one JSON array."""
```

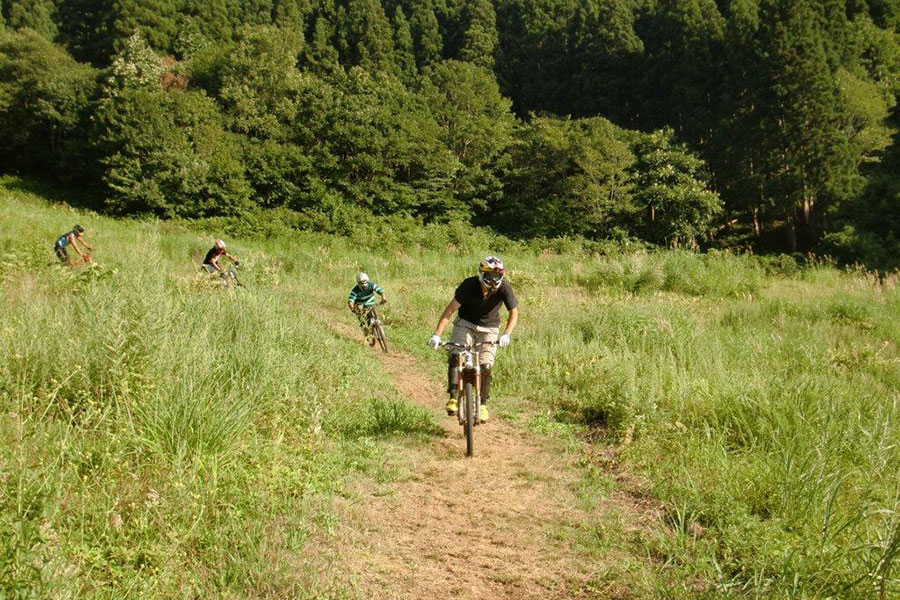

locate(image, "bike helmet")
[[356, 272, 370, 286], [478, 256, 505, 290], [214, 239, 226, 250], [73, 224, 85, 234]]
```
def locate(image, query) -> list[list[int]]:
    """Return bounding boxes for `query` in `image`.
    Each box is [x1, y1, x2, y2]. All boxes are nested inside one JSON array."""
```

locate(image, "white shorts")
[[449, 317, 499, 367]]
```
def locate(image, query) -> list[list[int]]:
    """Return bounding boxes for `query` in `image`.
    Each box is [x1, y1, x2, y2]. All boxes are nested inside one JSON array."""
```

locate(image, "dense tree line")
[[0, 0, 897, 265]]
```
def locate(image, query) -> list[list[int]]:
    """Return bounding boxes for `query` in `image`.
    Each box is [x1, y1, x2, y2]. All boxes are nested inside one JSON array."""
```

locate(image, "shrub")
[[95, 88, 251, 218]]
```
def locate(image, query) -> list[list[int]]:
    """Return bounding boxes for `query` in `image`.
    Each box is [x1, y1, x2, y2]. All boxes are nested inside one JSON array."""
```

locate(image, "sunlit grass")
[[1, 176, 898, 598]]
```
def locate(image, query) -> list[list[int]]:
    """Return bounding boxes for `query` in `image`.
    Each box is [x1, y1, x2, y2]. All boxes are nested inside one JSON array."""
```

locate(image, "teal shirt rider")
[[348, 281, 384, 308]]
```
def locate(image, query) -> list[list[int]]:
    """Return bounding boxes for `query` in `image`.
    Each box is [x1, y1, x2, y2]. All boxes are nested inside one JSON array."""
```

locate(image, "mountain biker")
[[54, 225, 93, 265], [202, 239, 239, 274], [428, 256, 518, 423], [348, 272, 387, 346]]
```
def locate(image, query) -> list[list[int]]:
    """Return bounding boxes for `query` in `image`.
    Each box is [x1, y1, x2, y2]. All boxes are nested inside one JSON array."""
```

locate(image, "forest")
[[1, 0, 898, 267]]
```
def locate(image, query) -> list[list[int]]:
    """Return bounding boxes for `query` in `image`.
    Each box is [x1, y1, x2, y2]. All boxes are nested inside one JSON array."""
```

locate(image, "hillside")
[[1, 176, 898, 598]]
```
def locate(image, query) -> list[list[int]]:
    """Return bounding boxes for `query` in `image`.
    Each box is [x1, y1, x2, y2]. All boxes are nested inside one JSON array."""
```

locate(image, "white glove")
[[428, 334, 442, 349], [499, 334, 511, 348]]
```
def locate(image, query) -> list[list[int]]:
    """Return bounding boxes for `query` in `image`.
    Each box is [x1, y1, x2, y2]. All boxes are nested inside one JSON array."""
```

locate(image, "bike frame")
[[356, 304, 388, 352], [444, 341, 496, 426], [357, 305, 379, 334]]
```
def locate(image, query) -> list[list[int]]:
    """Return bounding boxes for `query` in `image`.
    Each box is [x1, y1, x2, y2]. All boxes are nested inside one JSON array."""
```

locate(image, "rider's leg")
[[445, 353, 459, 414], [480, 366, 492, 404], [447, 318, 475, 392], [475, 326, 499, 403], [365, 309, 377, 345], [447, 353, 459, 396], [475, 326, 499, 421], [446, 318, 475, 415]]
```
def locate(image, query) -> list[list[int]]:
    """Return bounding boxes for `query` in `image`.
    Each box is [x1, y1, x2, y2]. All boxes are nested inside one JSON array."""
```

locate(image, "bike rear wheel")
[[464, 381, 475, 457]]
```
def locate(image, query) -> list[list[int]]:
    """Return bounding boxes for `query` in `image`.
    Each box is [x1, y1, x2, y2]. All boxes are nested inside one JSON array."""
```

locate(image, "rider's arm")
[[504, 307, 519, 336], [225, 252, 238, 263], [75, 234, 94, 253], [377, 287, 386, 303], [68, 234, 86, 258], [433, 299, 461, 336], [210, 257, 223, 272]]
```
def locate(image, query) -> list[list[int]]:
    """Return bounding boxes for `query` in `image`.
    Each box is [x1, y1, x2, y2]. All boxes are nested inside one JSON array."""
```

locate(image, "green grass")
[[1, 176, 899, 598], [0, 178, 437, 597]]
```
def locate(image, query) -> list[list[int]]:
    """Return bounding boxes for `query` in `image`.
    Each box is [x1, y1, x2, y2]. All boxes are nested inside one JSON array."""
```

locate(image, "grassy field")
[[1, 176, 898, 598]]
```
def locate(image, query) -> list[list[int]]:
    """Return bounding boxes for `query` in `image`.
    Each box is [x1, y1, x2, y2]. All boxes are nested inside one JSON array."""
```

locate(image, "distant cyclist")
[[348, 272, 387, 346], [202, 239, 239, 274], [54, 224, 93, 265], [428, 256, 518, 422]]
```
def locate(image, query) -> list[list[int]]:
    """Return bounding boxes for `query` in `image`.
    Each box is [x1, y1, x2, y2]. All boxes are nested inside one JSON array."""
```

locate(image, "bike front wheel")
[[464, 381, 475, 457], [374, 322, 388, 353]]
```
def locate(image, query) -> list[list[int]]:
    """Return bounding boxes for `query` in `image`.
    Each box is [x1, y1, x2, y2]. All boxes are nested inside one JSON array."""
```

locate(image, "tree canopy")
[[0, 0, 897, 264]]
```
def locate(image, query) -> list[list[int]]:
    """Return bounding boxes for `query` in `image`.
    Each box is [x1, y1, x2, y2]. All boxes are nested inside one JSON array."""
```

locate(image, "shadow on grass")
[[1, 174, 103, 212]]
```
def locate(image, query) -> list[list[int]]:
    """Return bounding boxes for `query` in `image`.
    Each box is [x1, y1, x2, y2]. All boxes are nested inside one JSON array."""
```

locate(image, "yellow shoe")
[[480, 405, 489, 422], [445, 399, 457, 416]]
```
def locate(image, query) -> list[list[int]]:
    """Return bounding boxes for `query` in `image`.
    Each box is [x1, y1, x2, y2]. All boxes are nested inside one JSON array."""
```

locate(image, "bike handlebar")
[[440, 340, 499, 351]]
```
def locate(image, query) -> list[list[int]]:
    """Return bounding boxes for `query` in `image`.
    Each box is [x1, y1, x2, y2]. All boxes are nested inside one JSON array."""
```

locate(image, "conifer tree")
[[305, 16, 340, 70], [409, 0, 442, 69], [636, 0, 726, 140], [179, 0, 237, 44], [459, 0, 498, 69], [57, 0, 178, 64], [345, 0, 396, 74], [755, 0, 854, 250], [564, 0, 643, 120], [241, 0, 276, 26], [494, 0, 570, 115], [107, 0, 179, 56], [4, 0, 57, 39], [867, 0, 900, 28], [273, 0, 311, 30], [392, 6, 417, 84]]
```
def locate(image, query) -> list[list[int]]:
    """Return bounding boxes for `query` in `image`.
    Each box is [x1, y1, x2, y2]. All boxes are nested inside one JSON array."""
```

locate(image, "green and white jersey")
[[348, 282, 383, 307]]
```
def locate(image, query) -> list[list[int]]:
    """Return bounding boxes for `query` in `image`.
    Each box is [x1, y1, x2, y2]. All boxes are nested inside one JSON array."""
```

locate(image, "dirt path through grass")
[[326, 316, 651, 599]]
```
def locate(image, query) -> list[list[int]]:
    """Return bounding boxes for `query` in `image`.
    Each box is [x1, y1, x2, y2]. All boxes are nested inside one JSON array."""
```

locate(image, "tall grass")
[[2, 176, 898, 597], [339, 219, 899, 598], [0, 180, 437, 597]]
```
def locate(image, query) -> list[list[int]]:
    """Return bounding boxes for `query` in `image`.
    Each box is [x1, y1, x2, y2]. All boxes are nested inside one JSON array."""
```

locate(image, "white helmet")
[[214, 239, 226, 250], [356, 272, 370, 286], [478, 256, 505, 290]]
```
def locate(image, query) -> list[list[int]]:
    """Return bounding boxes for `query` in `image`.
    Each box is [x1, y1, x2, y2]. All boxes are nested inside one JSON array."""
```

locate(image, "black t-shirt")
[[454, 276, 517, 327], [203, 247, 223, 265]]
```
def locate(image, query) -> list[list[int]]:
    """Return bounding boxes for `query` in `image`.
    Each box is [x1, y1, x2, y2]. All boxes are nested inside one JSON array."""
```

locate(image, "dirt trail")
[[328, 318, 647, 599]]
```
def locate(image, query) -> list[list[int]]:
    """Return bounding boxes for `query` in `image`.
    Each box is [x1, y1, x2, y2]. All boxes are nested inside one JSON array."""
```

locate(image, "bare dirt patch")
[[328, 317, 652, 599]]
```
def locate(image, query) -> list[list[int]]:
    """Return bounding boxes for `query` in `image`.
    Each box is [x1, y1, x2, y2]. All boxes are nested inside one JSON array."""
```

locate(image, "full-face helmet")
[[478, 256, 505, 291]]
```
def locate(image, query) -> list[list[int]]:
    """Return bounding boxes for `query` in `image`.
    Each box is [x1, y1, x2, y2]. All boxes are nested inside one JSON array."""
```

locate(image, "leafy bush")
[[95, 88, 251, 218], [498, 115, 636, 239], [0, 30, 98, 177]]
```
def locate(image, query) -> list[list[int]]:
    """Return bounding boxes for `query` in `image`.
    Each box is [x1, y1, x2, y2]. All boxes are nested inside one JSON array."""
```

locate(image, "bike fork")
[[456, 367, 484, 425], [474, 363, 482, 424], [456, 362, 465, 426]]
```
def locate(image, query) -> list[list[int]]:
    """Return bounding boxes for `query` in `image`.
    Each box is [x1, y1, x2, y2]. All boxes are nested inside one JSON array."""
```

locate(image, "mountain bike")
[[442, 340, 498, 458], [356, 303, 388, 353], [202, 262, 243, 287], [220, 264, 243, 288]]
